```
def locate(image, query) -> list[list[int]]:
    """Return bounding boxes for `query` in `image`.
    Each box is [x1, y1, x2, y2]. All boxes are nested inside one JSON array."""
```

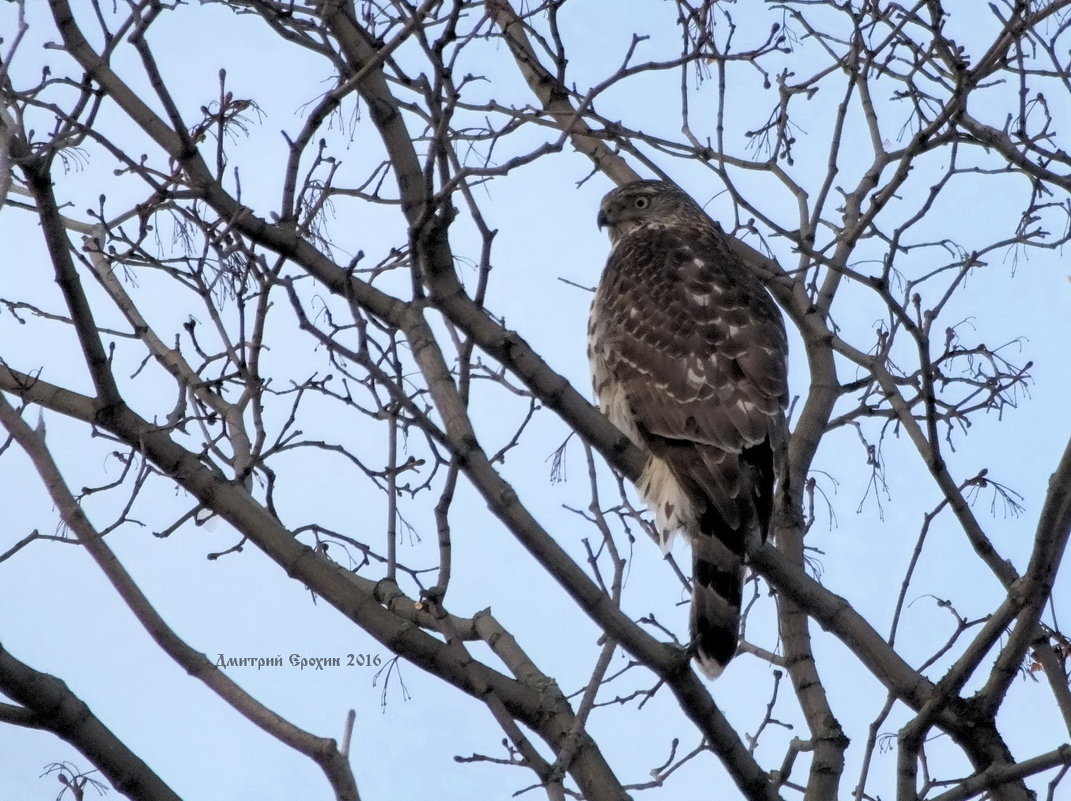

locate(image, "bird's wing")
[[592, 224, 788, 534]]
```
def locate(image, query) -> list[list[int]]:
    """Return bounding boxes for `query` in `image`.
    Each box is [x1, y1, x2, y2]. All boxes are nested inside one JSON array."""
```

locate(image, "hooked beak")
[[596, 208, 609, 230]]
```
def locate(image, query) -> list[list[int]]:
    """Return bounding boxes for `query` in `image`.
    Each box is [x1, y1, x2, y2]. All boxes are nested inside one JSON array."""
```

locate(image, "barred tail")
[[690, 513, 746, 679]]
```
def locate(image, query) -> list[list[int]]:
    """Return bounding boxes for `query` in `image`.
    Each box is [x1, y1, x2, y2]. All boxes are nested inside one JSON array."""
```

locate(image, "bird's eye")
[[634, 196, 650, 209]]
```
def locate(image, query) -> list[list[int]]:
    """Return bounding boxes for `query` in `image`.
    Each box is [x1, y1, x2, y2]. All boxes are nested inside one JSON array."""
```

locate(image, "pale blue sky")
[[1, 3, 1068, 799]]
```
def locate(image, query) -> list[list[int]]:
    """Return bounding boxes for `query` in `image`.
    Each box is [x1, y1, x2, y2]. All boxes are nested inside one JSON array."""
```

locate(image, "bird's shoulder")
[[599, 221, 778, 326]]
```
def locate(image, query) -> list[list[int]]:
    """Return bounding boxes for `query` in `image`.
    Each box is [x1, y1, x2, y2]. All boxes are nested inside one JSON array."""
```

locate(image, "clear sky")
[[0, 2, 1068, 800]]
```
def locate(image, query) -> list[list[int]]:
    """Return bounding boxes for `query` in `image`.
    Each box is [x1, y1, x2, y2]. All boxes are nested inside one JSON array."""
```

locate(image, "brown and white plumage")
[[588, 179, 788, 678]]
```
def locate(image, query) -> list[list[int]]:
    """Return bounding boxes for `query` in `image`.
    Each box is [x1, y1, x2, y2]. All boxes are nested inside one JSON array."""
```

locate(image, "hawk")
[[588, 179, 789, 678]]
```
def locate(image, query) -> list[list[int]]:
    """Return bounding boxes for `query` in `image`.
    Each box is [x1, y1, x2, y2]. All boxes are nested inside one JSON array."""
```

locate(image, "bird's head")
[[596, 180, 703, 245]]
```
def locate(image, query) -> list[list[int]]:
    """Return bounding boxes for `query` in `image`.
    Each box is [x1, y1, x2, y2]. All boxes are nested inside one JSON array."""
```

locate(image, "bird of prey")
[[588, 179, 789, 678]]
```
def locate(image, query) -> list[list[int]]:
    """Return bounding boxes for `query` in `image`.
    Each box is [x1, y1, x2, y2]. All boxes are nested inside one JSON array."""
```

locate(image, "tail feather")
[[689, 501, 747, 679], [640, 438, 776, 679], [690, 548, 744, 678]]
